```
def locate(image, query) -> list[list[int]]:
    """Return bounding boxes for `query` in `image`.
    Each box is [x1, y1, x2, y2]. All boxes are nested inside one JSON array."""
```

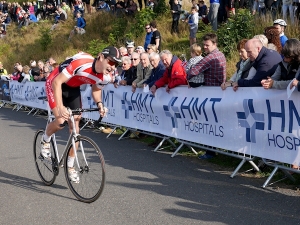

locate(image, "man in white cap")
[[273, 19, 288, 48], [126, 40, 135, 56]]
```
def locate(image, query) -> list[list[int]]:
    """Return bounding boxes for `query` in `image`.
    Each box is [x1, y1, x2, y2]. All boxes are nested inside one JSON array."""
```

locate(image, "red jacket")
[[155, 56, 187, 89]]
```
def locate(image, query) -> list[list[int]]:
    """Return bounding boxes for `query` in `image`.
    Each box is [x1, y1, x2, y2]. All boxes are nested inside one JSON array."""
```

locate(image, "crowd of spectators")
[[0, 57, 57, 82]]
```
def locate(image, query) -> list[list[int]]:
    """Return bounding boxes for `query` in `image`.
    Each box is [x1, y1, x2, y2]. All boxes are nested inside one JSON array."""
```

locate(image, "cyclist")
[[41, 46, 121, 183]]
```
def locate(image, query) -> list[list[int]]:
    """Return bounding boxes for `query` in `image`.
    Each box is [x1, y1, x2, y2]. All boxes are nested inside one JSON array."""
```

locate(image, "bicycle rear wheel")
[[64, 135, 105, 203], [33, 129, 57, 186]]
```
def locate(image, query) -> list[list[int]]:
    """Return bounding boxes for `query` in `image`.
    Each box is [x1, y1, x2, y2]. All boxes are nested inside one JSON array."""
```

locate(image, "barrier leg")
[[262, 166, 279, 188], [153, 137, 170, 152], [118, 128, 130, 140], [27, 108, 36, 115], [12, 104, 18, 111], [171, 142, 185, 157], [281, 169, 296, 183], [106, 126, 118, 138], [33, 109, 40, 116], [230, 158, 246, 178]]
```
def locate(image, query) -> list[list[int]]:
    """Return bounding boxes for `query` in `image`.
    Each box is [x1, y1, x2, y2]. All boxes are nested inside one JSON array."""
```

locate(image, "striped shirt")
[[187, 48, 226, 86]]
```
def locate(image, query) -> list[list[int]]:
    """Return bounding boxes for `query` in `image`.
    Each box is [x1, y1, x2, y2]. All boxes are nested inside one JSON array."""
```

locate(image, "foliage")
[[108, 17, 129, 46], [216, 9, 254, 58], [153, 0, 169, 16], [127, 8, 156, 39], [39, 26, 52, 51], [86, 39, 109, 57], [0, 43, 10, 58]]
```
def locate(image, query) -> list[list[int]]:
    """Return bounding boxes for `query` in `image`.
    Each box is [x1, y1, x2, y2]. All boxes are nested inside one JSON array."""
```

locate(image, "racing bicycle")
[[33, 97, 105, 203]]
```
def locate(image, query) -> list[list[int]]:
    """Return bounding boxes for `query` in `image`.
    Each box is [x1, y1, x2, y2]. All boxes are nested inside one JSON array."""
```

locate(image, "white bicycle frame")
[[44, 102, 89, 171]]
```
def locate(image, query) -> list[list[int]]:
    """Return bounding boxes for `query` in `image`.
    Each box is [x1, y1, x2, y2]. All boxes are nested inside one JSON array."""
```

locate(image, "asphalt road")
[[0, 107, 300, 225]]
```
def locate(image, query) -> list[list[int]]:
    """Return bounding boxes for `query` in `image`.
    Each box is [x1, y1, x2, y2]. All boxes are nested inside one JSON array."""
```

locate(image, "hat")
[[31, 60, 36, 67], [135, 46, 145, 52], [101, 46, 122, 63], [126, 41, 135, 48]]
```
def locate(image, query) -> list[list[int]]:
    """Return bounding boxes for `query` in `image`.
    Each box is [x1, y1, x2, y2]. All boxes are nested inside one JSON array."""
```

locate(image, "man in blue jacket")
[[233, 38, 282, 89], [143, 52, 165, 89]]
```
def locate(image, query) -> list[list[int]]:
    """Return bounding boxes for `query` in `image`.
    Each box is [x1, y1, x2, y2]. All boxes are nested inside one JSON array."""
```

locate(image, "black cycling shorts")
[[62, 84, 82, 110]]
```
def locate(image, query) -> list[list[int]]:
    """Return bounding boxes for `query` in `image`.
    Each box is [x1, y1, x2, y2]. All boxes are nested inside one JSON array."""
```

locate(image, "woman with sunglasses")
[[41, 46, 121, 183]]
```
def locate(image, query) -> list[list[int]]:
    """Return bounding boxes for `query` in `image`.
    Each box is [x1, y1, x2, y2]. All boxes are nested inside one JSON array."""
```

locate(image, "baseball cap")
[[101, 46, 122, 63], [126, 41, 135, 48]]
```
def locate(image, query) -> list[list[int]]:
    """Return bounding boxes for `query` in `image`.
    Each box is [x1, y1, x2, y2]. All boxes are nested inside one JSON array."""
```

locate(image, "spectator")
[[264, 26, 282, 53], [68, 11, 86, 41], [207, 0, 220, 31], [44, 3, 56, 20], [73, 0, 84, 17], [149, 20, 161, 52], [262, 39, 300, 90], [61, 1, 71, 14], [125, 0, 137, 16], [114, 0, 126, 16], [29, 11, 38, 23], [146, 44, 158, 54], [20, 65, 32, 83], [234, 38, 282, 89], [29, 60, 40, 81], [187, 33, 226, 87], [187, 33, 226, 159], [119, 46, 128, 56], [198, 0, 208, 18], [144, 23, 153, 50], [186, 43, 204, 87], [225, 0, 235, 18], [187, 6, 198, 46], [132, 52, 153, 92], [282, 0, 294, 25], [0, 62, 9, 80], [171, 0, 181, 34], [253, 34, 268, 47], [143, 52, 165, 88], [126, 40, 135, 56], [114, 56, 132, 86], [135, 46, 145, 54], [48, 57, 56, 72], [18, 11, 29, 29], [221, 39, 253, 90], [50, 6, 66, 31], [273, 19, 288, 48], [42, 65, 51, 80], [96, 0, 110, 11], [150, 50, 187, 96]]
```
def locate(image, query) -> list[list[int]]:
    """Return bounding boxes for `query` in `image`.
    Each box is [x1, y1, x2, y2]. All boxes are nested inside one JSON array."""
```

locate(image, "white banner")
[[92, 84, 300, 166], [8, 81, 300, 166]]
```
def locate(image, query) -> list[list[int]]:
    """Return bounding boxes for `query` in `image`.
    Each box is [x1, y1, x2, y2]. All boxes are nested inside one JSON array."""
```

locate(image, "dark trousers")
[[171, 19, 179, 33]]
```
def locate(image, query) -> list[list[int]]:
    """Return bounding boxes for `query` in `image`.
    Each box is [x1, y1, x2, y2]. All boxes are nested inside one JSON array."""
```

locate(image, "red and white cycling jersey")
[[46, 52, 107, 109]]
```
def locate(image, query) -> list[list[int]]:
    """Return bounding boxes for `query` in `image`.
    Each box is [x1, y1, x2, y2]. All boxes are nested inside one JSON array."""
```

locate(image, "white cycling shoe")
[[68, 167, 80, 183], [41, 140, 51, 158]]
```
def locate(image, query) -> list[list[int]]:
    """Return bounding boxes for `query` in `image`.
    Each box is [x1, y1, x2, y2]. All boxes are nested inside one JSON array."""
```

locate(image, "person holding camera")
[[0, 62, 9, 80]]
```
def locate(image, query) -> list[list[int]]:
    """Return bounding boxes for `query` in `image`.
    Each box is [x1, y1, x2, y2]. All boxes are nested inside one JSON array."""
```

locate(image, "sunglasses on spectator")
[[131, 58, 139, 61], [145, 27, 151, 29]]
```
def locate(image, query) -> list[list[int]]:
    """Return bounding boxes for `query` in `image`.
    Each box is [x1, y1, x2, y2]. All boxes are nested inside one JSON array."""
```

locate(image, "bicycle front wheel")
[[64, 135, 105, 203], [33, 130, 57, 186]]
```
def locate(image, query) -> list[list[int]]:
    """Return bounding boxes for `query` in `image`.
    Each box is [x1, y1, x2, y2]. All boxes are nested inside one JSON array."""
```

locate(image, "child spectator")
[[20, 65, 32, 83], [187, 6, 198, 46], [68, 11, 86, 41]]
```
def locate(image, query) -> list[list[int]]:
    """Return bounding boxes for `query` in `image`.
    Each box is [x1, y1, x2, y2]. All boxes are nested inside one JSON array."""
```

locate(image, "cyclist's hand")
[[98, 104, 105, 117], [58, 106, 69, 120]]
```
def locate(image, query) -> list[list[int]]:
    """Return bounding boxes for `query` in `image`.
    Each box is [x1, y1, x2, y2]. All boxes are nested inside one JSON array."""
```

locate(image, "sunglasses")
[[131, 58, 139, 61], [105, 56, 118, 67], [145, 27, 151, 29]]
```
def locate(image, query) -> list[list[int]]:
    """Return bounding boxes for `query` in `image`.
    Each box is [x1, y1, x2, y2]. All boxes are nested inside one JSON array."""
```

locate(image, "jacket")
[[155, 56, 188, 89], [238, 47, 282, 87], [143, 61, 165, 88]]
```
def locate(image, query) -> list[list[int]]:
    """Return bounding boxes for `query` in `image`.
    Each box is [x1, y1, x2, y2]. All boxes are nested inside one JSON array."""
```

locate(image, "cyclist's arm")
[[52, 72, 69, 119], [91, 84, 105, 116]]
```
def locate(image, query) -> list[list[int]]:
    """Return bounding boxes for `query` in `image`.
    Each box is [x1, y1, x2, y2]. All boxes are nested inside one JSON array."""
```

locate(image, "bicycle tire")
[[64, 135, 105, 203], [33, 129, 58, 186]]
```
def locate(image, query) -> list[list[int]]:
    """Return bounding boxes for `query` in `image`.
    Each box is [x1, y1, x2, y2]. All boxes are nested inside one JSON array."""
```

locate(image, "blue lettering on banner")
[[102, 90, 114, 107], [121, 91, 155, 120], [184, 120, 224, 137], [268, 133, 300, 150], [164, 97, 222, 128]]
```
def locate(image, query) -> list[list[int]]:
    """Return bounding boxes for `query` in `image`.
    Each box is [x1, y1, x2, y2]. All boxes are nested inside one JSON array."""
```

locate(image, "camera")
[[0, 69, 4, 73]]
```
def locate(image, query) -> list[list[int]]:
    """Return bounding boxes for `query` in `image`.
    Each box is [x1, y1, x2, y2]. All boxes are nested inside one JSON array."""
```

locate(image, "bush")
[[39, 27, 52, 51], [216, 9, 254, 58], [86, 40, 109, 57]]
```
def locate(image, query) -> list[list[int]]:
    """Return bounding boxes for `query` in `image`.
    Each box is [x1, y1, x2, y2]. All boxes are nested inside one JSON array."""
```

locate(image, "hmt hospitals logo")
[[236, 99, 265, 143], [121, 92, 133, 119], [163, 97, 182, 128]]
